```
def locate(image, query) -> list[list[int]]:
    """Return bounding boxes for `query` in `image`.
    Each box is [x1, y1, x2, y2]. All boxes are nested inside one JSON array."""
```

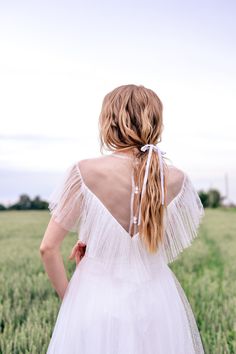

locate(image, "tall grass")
[[0, 209, 235, 353], [171, 208, 236, 353]]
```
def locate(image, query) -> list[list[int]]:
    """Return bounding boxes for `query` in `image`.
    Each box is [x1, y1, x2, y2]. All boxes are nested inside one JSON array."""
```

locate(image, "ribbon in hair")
[[137, 143, 166, 226]]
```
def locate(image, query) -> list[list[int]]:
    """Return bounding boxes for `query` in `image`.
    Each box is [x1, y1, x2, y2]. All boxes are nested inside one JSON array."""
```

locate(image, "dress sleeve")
[[48, 162, 84, 233], [162, 173, 205, 263]]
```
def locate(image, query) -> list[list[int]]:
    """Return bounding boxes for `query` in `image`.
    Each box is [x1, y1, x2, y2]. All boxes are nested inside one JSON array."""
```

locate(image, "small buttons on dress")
[[133, 216, 138, 224], [134, 186, 139, 194]]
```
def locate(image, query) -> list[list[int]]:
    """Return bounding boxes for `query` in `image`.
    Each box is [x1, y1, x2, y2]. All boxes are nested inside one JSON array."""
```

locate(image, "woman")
[[40, 84, 205, 353]]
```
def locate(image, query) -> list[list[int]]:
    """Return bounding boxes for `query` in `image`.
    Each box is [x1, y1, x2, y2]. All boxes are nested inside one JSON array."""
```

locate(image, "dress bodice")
[[48, 154, 204, 280]]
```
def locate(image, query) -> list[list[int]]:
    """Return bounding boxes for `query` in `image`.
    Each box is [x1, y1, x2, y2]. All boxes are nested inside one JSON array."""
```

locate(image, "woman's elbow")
[[39, 243, 57, 257], [40, 219, 66, 258]]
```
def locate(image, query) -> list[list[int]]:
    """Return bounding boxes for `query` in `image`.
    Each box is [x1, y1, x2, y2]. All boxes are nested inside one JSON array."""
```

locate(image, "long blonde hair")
[[98, 84, 168, 253]]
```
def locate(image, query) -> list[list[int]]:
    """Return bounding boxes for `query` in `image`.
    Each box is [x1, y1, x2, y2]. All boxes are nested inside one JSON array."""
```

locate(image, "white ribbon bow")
[[137, 143, 166, 226]]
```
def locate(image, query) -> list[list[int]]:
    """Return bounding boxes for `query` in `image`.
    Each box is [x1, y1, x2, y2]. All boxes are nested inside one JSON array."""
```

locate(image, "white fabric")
[[162, 173, 205, 263], [46, 157, 205, 354], [139, 144, 166, 219]]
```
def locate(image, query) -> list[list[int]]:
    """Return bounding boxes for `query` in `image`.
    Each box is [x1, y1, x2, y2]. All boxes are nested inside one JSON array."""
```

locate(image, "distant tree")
[[207, 189, 222, 208], [0, 204, 6, 210], [8, 194, 31, 210], [18, 194, 32, 209], [31, 195, 48, 210], [198, 190, 209, 208]]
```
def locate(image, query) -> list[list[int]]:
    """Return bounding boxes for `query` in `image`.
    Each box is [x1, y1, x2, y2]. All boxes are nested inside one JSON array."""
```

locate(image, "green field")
[[0, 209, 235, 354]]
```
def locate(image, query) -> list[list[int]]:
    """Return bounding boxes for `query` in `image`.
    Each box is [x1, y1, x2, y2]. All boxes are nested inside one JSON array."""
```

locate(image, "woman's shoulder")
[[73, 156, 111, 190], [166, 164, 185, 180], [165, 164, 186, 205]]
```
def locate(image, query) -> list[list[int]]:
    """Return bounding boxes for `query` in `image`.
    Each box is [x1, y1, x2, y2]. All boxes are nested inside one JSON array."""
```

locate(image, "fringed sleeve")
[[48, 162, 85, 233], [163, 173, 205, 263]]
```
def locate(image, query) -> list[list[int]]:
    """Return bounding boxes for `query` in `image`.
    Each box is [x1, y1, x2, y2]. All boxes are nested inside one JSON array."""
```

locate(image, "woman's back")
[[78, 153, 185, 237], [49, 152, 203, 267]]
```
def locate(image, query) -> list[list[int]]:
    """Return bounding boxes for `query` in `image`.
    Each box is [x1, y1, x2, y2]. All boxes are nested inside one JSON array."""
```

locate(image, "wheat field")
[[0, 209, 235, 354]]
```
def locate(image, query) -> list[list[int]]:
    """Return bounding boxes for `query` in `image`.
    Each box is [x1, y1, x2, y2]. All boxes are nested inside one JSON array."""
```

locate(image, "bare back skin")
[[78, 152, 185, 238]]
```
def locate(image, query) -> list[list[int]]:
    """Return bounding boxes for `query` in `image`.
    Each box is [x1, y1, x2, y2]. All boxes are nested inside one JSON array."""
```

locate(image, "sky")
[[0, 0, 236, 205]]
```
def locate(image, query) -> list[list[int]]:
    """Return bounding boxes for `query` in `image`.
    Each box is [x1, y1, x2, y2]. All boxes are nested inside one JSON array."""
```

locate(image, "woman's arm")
[[39, 217, 69, 301]]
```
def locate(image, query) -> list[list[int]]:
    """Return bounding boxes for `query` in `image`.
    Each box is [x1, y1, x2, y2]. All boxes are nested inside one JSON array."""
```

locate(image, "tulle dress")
[[46, 153, 205, 354]]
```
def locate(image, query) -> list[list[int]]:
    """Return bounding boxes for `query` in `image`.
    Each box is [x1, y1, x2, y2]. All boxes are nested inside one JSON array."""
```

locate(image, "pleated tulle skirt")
[[46, 256, 204, 354]]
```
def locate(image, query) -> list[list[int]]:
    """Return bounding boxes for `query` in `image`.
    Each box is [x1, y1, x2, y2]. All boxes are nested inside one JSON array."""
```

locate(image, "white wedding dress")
[[46, 153, 205, 354]]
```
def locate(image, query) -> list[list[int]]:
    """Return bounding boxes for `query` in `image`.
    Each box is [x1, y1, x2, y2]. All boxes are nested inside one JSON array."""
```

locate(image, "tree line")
[[0, 194, 49, 210], [0, 188, 232, 211]]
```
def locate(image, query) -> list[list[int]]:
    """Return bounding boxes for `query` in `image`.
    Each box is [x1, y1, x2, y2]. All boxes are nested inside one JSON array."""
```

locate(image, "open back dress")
[[46, 152, 205, 354]]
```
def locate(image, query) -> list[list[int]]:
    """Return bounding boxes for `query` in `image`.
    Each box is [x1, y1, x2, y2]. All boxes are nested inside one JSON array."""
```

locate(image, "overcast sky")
[[0, 0, 235, 205]]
